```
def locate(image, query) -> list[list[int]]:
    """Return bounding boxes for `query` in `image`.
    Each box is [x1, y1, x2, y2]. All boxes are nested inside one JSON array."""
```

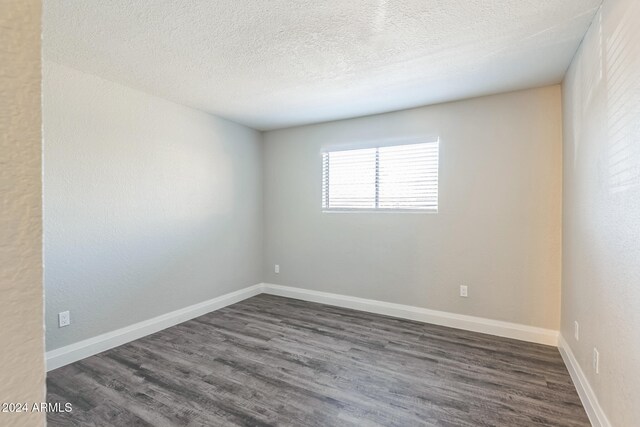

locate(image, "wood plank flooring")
[[47, 294, 590, 426]]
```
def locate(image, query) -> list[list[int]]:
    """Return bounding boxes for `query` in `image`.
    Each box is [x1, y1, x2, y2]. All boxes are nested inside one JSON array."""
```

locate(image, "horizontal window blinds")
[[322, 141, 439, 211]]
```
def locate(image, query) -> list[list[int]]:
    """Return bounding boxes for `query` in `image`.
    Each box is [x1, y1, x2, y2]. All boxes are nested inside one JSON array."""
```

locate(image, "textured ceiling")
[[44, 0, 601, 130]]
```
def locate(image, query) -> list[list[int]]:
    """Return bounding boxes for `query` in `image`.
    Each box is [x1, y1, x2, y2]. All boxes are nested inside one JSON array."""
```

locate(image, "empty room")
[[1, 0, 639, 426]]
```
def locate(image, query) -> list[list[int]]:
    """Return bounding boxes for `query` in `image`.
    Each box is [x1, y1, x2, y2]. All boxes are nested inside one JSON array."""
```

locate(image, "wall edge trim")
[[262, 283, 559, 346], [558, 334, 611, 427], [45, 283, 265, 371], [46, 282, 561, 372]]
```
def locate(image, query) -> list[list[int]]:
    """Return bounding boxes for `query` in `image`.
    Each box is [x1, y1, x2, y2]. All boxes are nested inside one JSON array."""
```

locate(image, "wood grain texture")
[[47, 295, 589, 426]]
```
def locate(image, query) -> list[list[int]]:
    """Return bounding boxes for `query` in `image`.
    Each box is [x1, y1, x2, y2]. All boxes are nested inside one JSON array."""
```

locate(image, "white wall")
[[43, 61, 263, 351], [562, 0, 640, 424], [263, 86, 563, 330], [0, 1, 45, 425]]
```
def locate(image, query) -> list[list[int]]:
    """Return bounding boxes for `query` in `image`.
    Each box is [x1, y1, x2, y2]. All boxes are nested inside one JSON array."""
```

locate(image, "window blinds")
[[322, 141, 439, 211]]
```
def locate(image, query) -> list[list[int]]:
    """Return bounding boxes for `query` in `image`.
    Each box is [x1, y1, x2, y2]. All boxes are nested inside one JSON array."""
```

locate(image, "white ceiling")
[[44, 0, 601, 130]]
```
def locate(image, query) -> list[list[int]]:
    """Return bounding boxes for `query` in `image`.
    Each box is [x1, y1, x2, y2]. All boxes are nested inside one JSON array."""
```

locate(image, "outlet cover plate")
[[58, 311, 70, 328]]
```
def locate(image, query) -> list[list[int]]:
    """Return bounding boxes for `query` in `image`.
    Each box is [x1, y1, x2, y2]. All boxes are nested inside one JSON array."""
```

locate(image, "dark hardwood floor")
[[47, 294, 590, 426]]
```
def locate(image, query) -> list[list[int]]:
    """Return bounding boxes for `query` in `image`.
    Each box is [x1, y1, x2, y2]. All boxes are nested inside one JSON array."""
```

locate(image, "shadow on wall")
[[604, 1, 640, 195], [44, 126, 237, 348], [43, 62, 263, 351]]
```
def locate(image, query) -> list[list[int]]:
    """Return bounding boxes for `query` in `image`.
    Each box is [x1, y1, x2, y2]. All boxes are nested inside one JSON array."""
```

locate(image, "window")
[[322, 140, 439, 212]]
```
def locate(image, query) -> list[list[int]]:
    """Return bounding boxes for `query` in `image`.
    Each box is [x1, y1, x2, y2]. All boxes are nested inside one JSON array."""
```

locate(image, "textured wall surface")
[[562, 0, 640, 424], [263, 86, 563, 330], [0, 0, 45, 425], [43, 62, 263, 351], [44, 0, 600, 129]]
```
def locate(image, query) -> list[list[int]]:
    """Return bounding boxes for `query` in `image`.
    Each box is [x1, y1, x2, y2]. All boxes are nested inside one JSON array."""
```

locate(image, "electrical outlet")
[[574, 321, 579, 341], [58, 311, 70, 328], [274, 264, 280, 274], [593, 348, 600, 374], [460, 285, 468, 297]]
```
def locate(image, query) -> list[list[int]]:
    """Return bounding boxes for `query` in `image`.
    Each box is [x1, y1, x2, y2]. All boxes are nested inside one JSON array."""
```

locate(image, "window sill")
[[322, 209, 438, 214]]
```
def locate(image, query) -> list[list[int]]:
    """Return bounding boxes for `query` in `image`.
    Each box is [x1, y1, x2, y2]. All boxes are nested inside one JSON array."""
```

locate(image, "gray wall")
[[43, 61, 263, 351], [562, 0, 640, 424], [263, 86, 563, 330], [0, 1, 46, 425]]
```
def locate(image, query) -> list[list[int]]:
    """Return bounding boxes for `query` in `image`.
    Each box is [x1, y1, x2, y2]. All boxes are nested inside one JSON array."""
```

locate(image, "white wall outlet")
[[58, 311, 71, 328], [274, 264, 280, 274], [574, 321, 579, 341], [460, 285, 468, 297], [593, 348, 600, 374]]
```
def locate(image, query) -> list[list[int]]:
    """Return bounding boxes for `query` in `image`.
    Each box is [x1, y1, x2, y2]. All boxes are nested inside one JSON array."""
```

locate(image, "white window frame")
[[321, 138, 439, 213]]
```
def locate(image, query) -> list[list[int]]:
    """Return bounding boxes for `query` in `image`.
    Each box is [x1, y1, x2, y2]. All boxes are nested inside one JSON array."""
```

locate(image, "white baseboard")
[[46, 284, 263, 371], [47, 282, 559, 372], [558, 335, 611, 427], [262, 283, 558, 346]]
